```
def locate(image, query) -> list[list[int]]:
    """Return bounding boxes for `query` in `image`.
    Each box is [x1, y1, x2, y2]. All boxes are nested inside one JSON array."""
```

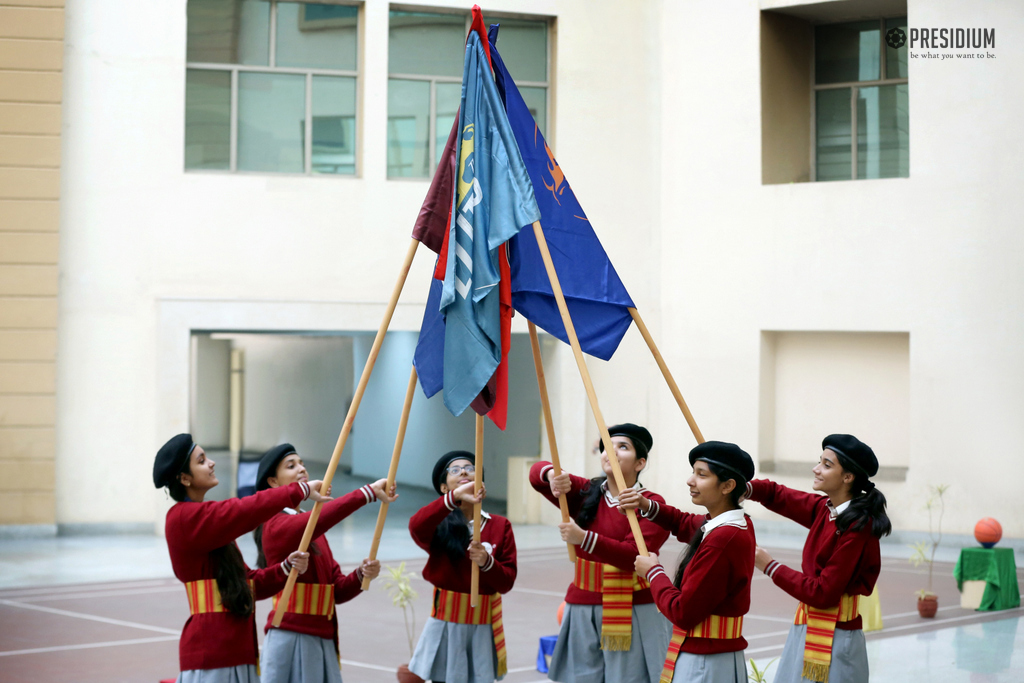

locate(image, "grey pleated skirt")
[[773, 624, 868, 683], [177, 665, 259, 683], [547, 602, 672, 683], [408, 616, 501, 683], [670, 650, 748, 683], [260, 628, 342, 683]]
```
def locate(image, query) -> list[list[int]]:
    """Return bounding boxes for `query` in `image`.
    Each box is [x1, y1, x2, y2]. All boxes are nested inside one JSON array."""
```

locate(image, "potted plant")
[[748, 657, 777, 683], [908, 484, 949, 618], [382, 562, 421, 683]]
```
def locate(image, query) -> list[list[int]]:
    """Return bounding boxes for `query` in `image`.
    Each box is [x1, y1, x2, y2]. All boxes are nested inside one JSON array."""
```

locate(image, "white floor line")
[[0, 635, 179, 657], [880, 604, 962, 620], [864, 607, 1024, 636], [0, 599, 180, 635], [507, 665, 541, 673], [0, 580, 175, 599], [16, 586, 182, 602], [744, 628, 791, 641], [745, 614, 795, 623], [512, 587, 567, 597]]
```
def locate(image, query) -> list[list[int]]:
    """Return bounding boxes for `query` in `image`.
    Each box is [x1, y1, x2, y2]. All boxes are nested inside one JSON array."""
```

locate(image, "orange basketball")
[[557, 600, 566, 625], [974, 518, 1002, 547]]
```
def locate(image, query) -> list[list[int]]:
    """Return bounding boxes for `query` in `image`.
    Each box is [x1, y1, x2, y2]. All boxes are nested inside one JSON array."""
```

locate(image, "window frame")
[[810, 16, 908, 182], [386, 8, 552, 180], [185, 0, 362, 177]]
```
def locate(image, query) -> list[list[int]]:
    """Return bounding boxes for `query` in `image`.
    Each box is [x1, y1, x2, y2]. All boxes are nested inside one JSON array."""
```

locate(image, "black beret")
[[822, 434, 878, 478], [431, 450, 476, 495], [153, 433, 196, 488], [256, 443, 298, 492], [600, 423, 653, 457], [688, 441, 755, 484]]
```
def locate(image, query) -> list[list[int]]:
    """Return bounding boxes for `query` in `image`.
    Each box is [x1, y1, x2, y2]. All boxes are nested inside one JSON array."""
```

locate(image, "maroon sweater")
[[409, 492, 517, 595], [642, 502, 755, 654], [747, 479, 880, 630], [164, 482, 308, 671], [529, 461, 669, 605], [261, 484, 377, 643]]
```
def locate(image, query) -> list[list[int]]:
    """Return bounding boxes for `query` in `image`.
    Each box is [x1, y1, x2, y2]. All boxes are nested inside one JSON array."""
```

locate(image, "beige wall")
[[0, 0, 63, 527]]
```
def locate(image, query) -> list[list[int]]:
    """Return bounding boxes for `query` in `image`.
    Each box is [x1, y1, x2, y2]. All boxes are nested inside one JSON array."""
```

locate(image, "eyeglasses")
[[446, 465, 476, 476]]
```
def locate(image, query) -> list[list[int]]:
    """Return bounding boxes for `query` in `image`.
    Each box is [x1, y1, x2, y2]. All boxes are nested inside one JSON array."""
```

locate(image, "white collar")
[[701, 508, 747, 535], [282, 507, 300, 515], [602, 479, 644, 507], [468, 510, 491, 530], [827, 499, 852, 520]]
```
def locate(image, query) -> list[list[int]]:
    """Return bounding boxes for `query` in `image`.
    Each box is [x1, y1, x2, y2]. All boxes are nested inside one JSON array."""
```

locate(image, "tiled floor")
[[1, 474, 1022, 683]]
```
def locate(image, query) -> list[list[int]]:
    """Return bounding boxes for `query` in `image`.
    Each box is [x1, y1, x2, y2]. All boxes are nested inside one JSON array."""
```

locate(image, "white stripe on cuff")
[[481, 554, 495, 572], [281, 559, 292, 576], [360, 485, 376, 504], [443, 491, 456, 511], [540, 464, 554, 482], [581, 531, 598, 554], [646, 565, 667, 583], [764, 560, 781, 579], [299, 482, 310, 500], [642, 499, 660, 520]]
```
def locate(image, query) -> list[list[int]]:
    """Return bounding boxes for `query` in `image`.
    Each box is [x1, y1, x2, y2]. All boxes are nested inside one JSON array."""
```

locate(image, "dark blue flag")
[[489, 25, 635, 361]]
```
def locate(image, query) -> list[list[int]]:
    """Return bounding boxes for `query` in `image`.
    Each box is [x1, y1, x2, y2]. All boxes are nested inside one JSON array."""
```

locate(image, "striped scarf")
[[659, 615, 744, 683], [272, 583, 336, 619], [184, 578, 254, 614], [431, 587, 507, 678], [794, 594, 860, 682], [573, 558, 650, 651]]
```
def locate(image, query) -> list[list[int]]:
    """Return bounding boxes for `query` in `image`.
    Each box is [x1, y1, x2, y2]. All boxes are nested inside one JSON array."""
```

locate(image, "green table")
[[953, 547, 1021, 611]]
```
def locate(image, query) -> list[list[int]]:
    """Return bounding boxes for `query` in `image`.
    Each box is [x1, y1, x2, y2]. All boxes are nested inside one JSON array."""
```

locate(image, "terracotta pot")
[[397, 664, 424, 683], [917, 594, 938, 618]]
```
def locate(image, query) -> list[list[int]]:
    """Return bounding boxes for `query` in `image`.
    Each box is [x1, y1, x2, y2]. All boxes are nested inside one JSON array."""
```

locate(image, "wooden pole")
[[530, 221, 648, 555], [627, 307, 705, 444], [272, 238, 419, 627], [528, 321, 576, 563], [470, 413, 484, 606], [360, 365, 418, 591]]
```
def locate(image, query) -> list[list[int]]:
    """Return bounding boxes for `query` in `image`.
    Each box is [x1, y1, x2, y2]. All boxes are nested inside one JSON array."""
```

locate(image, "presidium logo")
[[888, 26, 997, 60], [885, 27, 906, 49]]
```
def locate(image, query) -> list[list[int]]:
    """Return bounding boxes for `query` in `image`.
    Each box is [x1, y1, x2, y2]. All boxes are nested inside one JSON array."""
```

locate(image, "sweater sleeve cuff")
[[443, 491, 456, 511], [299, 481, 311, 500], [580, 530, 598, 554], [281, 559, 293, 576], [743, 481, 753, 501], [360, 484, 376, 504], [646, 564, 668, 583], [763, 559, 782, 579], [641, 499, 660, 520], [481, 553, 496, 572], [539, 464, 554, 483]]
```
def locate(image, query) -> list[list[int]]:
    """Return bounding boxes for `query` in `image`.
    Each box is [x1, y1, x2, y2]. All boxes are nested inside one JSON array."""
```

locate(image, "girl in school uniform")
[[153, 433, 329, 683], [529, 423, 672, 683], [744, 434, 891, 683], [625, 441, 757, 683], [253, 443, 398, 683], [405, 450, 518, 683]]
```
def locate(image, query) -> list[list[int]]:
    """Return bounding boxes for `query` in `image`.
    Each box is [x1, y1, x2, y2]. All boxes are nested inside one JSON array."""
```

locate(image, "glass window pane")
[[237, 72, 306, 173], [435, 82, 461, 166], [857, 84, 909, 179], [815, 20, 880, 84], [185, 69, 231, 170], [492, 19, 547, 82], [311, 76, 356, 175], [520, 86, 547, 140], [388, 78, 430, 178], [816, 88, 852, 181], [276, 3, 358, 71], [187, 0, 269, 66], [886, 17, 908, 79], [389, 11, 465, 77]]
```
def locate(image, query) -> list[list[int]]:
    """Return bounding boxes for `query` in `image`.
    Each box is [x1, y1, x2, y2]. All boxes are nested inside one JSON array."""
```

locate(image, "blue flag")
[[489, 25, 635, 361], [436, 31, 540, 417]]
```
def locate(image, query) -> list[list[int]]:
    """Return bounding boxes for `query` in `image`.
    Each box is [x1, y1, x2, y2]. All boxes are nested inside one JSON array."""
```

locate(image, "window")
[[185, 0, 359, 175], [814, 17, 908, 181], [387, 10, 550, 179]]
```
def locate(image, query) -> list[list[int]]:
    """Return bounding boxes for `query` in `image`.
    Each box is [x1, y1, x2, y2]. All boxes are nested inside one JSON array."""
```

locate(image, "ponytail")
[[254, 523, 267, 569], [835, 476, 891, 538], [574, 477, 607, 529], [431, 507, 472, 564], [210, 543, 254, 617]]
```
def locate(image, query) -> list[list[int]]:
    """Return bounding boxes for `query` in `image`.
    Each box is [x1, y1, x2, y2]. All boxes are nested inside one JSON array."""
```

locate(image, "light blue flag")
[[438, 31, 540, 417]]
